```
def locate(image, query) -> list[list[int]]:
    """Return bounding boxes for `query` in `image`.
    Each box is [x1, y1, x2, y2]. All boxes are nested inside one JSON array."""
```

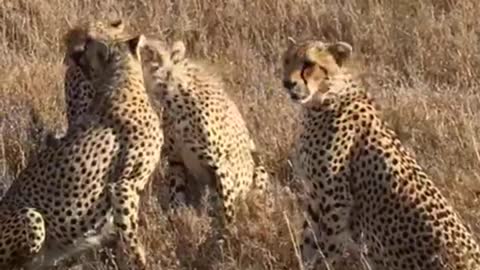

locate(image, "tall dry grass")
[[1, 0, 480, 269]]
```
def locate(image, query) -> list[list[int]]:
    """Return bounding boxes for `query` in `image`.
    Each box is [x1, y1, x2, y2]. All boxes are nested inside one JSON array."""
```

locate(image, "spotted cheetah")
[[0, 31, 162, 270], [140, 38, 271, 224], [281, 39, 480, 270]]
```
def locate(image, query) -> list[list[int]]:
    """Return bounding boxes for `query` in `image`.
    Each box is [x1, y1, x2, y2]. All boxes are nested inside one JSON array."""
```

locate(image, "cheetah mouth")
[[287, 91, 308, 102], [286, 88, 316, 104]]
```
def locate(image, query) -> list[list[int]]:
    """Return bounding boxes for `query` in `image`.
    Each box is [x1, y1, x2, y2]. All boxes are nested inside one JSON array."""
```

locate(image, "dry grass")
[[1, 0, 480, 269]]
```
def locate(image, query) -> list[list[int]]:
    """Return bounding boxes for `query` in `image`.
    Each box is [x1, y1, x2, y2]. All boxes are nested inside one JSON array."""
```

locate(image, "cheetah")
[[0, 31, 162, 270], [140, 38, 271, 224], [281, 39, 480, 270]]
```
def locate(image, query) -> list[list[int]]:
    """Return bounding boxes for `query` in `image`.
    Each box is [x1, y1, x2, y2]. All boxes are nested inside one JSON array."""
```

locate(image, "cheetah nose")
[[283, 80, 297, 90]]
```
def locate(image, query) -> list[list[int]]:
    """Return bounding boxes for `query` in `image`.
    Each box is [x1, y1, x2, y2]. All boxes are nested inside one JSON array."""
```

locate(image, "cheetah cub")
[[281, 39, 480, 270], [141, 38, 272, 225]]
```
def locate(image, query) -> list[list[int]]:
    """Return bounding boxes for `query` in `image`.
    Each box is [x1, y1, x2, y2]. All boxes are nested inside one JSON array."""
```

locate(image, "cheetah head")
[[140, 38, 186, 92], [63, 19, 127, 67], [75, 34, 146, 84], [281, 39, 353, 104]]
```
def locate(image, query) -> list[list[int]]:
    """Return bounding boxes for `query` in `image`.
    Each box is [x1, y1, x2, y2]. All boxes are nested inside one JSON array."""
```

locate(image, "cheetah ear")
[[127, 35, 146, 57], [170, 40, 186, 63], [327, 41, 352, 66]]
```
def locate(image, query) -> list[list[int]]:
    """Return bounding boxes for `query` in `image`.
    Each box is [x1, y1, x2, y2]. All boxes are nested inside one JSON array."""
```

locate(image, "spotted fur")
[[282, 39, 480, 270], [0, 31, 162, 270], [141, 39, 271, 225]]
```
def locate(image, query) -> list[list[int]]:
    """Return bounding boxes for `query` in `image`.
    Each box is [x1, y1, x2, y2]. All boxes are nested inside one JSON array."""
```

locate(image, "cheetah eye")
[[300, 60, 314, 76], [302, 60, 315, 70], [149, 63, 160, 72], [302, 60, 329, 77]]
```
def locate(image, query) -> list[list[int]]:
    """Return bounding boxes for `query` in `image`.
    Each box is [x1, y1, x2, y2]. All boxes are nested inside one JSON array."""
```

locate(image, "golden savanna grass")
[[1, 0, 480, 269]]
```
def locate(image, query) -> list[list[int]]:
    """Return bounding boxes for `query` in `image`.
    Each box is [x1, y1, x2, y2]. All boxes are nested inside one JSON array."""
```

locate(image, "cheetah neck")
[[91, 63, 148, 111], [306, 71, 370, 109], [173, 60, 222, 87], [148, 59, 223, 104], [326, 72, 365, 97]]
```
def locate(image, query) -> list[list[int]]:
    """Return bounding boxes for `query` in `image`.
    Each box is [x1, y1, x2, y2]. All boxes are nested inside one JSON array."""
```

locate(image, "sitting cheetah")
[[140, 39, 271, 224], [0, 31, 162, 270], [281, 39, 480, 270]]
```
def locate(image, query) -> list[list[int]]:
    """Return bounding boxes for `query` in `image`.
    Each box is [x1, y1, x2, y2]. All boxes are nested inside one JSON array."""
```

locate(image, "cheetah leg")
[[212, 166, 238, 226], [108, 182, 147, 270], [252, 164, 273, 209], [167, 161, 189, 209], [161, 123, 188, 210], [0, 207, 46, 269], [300, 186, 353, 270], [253, 165, 270, 192]]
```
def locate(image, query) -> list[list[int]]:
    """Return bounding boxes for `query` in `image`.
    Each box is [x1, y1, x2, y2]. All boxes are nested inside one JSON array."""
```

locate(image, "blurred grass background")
[[0, 0, 479, 269]]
